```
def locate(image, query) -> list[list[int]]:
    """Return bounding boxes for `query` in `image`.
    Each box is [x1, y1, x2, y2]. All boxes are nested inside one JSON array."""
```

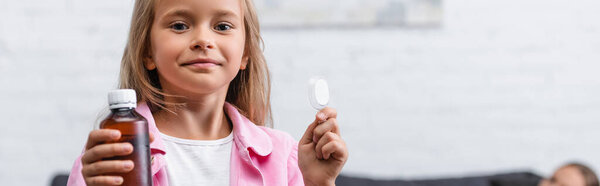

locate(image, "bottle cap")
[[108, 89, 137, 109], [308, 76, 329, 110]]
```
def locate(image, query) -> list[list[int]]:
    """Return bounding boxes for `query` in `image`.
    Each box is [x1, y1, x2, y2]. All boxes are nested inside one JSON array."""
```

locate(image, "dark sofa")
[[51, 171, 542, 186], [335, 172, 542, 186]]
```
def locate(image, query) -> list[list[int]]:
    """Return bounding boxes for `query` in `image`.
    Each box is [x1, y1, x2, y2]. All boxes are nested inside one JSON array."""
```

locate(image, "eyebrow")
[[213, 9, 240, 19], [162, 9, 195, 20], [161, 9, 240, 21]]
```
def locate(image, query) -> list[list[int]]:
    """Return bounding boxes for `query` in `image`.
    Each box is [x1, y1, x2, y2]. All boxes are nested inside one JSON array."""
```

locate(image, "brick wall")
[[1, 0, 599, 185]]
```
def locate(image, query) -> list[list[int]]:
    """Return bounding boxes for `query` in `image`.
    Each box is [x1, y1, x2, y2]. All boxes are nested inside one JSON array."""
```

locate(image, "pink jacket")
[[67, 102, 305, 186]]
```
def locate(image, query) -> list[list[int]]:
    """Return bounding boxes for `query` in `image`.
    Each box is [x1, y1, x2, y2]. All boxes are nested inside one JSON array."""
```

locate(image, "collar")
[[223, 102, 273, 156], [135, 102, 273, 157]]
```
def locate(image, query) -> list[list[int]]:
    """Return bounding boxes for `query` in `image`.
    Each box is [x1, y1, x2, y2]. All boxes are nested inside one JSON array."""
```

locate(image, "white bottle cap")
[[308, 77, 330, 110], [108, 89, 137, 109]]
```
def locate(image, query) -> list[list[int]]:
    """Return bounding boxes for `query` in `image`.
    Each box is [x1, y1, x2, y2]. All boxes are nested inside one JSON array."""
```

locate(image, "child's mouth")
[[181, 58, 221, 69]]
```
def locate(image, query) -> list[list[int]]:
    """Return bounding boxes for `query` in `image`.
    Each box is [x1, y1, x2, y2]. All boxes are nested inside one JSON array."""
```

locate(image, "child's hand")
[[298, 107, 349, 186], [80, 129, 154, 185]]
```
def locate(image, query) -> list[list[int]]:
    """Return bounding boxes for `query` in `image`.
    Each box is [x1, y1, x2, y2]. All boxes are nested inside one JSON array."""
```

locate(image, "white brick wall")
[[1, 0, 599, 185]]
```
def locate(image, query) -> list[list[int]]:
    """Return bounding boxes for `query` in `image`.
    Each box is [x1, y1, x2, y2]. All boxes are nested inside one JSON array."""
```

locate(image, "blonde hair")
[[119, 0, 272, 127]]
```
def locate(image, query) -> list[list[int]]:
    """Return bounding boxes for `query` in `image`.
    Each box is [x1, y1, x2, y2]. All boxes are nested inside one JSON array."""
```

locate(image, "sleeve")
[[66, 153, 86, 186], [287, 140, 305, 186]]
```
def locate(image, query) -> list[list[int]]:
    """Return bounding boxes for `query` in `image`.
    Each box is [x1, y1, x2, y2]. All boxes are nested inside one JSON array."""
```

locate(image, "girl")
[[66, 0, 348, 185]]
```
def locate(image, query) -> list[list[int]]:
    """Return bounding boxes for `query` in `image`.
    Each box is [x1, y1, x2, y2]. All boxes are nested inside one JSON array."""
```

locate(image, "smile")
[[181, 58, 221, 66], [181, 58, 222, 69]]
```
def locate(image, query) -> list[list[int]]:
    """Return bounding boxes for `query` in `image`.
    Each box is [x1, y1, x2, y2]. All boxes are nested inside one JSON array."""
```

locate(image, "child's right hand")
[[80, 129, 154, 185]]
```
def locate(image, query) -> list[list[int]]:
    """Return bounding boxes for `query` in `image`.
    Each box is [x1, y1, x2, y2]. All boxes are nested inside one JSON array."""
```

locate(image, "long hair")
[[118, 0, 272, 127]]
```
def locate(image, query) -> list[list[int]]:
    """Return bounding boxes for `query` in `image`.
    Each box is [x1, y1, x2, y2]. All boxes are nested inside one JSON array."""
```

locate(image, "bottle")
[[100, 89, 152, 186]]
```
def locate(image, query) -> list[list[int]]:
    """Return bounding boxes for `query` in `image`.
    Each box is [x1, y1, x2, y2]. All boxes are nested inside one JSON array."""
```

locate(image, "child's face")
[[539, 166, 586, 186], [146, 0, 247, 96]]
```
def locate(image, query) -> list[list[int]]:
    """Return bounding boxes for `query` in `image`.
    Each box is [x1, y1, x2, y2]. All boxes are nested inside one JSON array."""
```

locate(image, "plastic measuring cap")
[[308, 76, 330, 110]]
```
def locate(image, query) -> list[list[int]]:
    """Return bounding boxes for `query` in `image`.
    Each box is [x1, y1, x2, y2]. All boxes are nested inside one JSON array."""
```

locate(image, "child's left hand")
[[298, 107, 348, 186]]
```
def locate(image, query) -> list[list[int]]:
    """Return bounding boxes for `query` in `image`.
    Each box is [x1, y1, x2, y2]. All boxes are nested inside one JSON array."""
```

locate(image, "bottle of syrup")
[[100, 89, 152, 186]]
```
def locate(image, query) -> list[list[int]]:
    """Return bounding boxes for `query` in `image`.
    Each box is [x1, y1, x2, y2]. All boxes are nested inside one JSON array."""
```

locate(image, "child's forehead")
[[154, 0, 244, 17]]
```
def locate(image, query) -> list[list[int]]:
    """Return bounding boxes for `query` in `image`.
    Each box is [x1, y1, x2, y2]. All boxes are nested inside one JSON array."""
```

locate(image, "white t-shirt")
[[160, 131, 234, 186]]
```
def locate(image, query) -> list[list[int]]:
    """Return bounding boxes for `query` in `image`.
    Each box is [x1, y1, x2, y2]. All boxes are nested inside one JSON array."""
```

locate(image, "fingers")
[[314, 131, 338, 159], [81, 129, 151, 186], [321, 137, 348, 161], [302, 107, 339, 145], [85, 175, 124, 186], [312, 118, 339, 144], [149, 132, 155, 143], [315, 107, 337, 123], [315, 131, 347, 161], [85, 129, 121, 150], [82, 160, 134, 177], [81, 142, 133, 164], [300, 121, 318, 145]]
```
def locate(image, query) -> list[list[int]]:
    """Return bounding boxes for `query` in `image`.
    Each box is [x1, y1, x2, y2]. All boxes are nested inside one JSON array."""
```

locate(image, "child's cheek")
[[156, 35, 186, 64]]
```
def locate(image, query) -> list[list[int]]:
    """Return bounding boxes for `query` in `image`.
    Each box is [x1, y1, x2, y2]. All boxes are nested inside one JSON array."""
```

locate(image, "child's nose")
[[191, 40, 214, 50], [190, 30, 214, 50]]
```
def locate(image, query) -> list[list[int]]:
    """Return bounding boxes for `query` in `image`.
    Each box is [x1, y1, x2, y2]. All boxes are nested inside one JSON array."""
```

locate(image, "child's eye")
[[214, 23, 232, 31], [170, 22, 189, 32]]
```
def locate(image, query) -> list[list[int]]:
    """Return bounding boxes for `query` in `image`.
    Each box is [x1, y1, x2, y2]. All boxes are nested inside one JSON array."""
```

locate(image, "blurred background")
[[1, 0, 600, 185]]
